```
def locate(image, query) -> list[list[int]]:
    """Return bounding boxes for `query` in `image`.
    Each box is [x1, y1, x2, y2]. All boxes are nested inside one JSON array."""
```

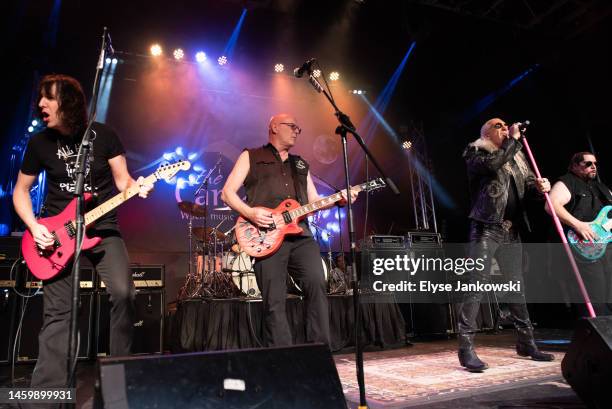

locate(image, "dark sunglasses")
[[580, 161, 597, 168], [492, 122, 507, 129]]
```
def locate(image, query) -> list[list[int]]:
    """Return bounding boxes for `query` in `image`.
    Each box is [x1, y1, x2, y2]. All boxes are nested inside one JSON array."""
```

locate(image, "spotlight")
[[350, 90, 366, 95], [173, 48, 185, 60], [402, 141, 412, 150], [274, 63, 284, 73], [105, 58, 112, 65], [329, 71, 340, 81], [312, 69, 321, 78], [195, 51, 207, 63], [150, 44, 163, 57], [28, 126, 34, 133], [111, 58, 118, 64], [31, 120, 38, 126], [218, 55, 228, 66]]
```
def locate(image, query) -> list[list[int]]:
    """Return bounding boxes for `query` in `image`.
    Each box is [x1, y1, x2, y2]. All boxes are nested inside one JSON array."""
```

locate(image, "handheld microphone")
[[517, 120, 530, 129], [293, 58, 316, 78]]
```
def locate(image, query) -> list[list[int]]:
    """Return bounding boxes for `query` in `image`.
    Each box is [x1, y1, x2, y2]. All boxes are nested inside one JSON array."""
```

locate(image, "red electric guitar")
[[22, 160, 191, 280], [235, 178, 386, 258]]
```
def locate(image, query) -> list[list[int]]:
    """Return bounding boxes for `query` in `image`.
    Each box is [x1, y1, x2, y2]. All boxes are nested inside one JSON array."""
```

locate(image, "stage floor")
[[0, 328, 583, 409]]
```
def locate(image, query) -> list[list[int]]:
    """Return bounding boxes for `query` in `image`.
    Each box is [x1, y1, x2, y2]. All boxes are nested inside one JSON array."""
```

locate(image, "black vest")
[[244, 143, 309, 208], [558, 172, 612, 222]]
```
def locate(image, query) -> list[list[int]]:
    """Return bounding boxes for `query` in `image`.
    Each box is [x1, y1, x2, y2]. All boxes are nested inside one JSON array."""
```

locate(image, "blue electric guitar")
[[567, 205, 612, 261]]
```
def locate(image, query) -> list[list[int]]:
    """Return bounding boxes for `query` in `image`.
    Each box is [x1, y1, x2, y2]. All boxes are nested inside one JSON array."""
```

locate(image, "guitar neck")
[[289, 184, 366, 220], [83, 174, 158, 226]]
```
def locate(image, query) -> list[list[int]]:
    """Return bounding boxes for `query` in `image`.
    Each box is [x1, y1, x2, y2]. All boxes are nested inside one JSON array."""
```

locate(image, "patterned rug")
[[335, 347, 566, 408]]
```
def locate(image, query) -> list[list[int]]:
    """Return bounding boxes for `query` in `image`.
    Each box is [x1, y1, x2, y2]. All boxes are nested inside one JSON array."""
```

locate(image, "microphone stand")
[[67, 27, 111, 390], [303, 61, 400, 409]]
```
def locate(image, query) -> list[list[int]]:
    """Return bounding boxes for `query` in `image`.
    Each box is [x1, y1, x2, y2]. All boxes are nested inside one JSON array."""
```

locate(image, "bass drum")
[[288, 257, 329, 295], [222, 251, 260, 297]]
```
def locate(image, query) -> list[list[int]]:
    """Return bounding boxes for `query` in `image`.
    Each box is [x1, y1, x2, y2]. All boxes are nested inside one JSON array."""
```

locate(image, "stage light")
[[402, 140, 412, 150], [28, 126, 34, 132], [329, 71, 340, 81], [312, 69, 321, 78], [105, 58, 112, 65], [31, 120, 38, 126], [173, 48, 185, 60], [218, 55, 228, 66], [163, 152, 174, 160], [350, 89, 366, 95], [188, 152, 198, 161], [150, 44, 163, 57], [195, 51, 207, 63], [112, 58, 118, 65], [274, 63, 284, 73], [175, 147, 184, 156]]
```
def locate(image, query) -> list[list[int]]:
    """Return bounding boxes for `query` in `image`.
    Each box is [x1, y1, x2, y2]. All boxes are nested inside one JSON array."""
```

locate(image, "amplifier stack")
[[0, 236, 166, 365]]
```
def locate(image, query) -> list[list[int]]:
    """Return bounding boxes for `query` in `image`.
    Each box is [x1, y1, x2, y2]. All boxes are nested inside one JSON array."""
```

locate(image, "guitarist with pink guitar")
[[12, 75, 156, 388], [546, 152, 612, 316], [221, 113, 360, 348]]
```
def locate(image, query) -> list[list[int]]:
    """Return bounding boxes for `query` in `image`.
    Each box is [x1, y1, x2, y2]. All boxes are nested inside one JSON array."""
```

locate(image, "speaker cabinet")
[[94, 343, 346, 409], [96, 290, 164, 356], [16, 291, 94, 362], [562, 316, 612, 409]]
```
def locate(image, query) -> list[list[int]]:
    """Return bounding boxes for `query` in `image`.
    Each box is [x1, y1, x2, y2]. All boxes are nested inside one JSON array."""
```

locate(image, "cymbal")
[[178, 201, 207, 217], [193, 227, 227, 241]]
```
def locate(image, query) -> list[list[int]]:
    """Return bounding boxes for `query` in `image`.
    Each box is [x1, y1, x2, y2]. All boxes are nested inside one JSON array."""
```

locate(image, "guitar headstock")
[[155, 160, 191, 181], [360, 178, 386, 193]]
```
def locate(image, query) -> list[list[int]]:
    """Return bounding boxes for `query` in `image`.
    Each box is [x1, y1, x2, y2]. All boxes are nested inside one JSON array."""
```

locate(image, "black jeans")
[[457, 221, 532, 336], [573, 248, 612, 316], [254, 236, 330, 347], [30, 234, 135, 387]]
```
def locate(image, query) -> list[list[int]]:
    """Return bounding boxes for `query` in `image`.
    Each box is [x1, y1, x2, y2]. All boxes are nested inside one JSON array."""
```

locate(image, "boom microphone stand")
[[67, 28, 113, 389], [299, 59, 400, 408]]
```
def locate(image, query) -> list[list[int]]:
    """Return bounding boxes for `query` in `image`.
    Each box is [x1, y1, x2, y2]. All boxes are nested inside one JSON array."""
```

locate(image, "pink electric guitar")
[[21, 161, 191, 280], [235, 178, 386, 258]]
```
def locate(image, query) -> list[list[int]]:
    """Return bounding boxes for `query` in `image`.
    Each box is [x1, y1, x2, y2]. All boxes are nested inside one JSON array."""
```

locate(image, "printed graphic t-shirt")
[[20, 122, 125, 231]]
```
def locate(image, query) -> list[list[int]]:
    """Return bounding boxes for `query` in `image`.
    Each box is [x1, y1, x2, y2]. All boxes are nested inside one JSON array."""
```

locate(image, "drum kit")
[[177, 203, 349, 300]]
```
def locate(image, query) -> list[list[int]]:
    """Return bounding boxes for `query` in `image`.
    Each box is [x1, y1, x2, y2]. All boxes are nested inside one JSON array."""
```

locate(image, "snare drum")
[[288, 257, 329, 295], [223, 252, 260, 297]]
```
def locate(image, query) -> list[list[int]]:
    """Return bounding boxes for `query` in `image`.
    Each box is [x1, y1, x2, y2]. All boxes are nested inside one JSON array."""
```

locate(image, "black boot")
[[458, 334, 489, 372], [516, 327, 554, 361]]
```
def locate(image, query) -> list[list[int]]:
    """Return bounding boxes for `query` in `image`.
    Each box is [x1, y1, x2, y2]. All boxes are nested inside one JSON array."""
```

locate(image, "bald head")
[[268, 113, 301, 152]]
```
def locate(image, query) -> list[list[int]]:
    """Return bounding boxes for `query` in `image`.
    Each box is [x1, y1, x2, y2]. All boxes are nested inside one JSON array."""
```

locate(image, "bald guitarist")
[[13, 74, 153, 387], [221, 113, 357, 347]]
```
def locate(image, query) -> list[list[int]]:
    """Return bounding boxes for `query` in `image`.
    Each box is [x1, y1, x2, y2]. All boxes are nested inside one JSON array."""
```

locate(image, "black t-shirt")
[[503, 176, 520, 221], [20, 122, 125, 230]]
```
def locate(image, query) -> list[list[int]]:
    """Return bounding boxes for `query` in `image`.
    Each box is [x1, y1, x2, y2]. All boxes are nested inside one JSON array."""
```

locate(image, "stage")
[[0, 329, 580, 409]]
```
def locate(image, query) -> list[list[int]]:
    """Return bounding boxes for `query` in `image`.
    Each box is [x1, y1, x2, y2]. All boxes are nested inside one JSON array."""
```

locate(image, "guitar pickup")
[[281, 211, 292, 224], [64, 222, 76, 238]]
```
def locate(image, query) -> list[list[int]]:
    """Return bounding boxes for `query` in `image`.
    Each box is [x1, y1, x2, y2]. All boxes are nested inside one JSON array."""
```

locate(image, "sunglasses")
[[492, 122, 508, 129], [580, 161, 597, 168]]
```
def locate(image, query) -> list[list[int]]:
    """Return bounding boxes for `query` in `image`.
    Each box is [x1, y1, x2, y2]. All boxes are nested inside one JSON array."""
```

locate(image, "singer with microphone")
[[456, 117, 553, 372]]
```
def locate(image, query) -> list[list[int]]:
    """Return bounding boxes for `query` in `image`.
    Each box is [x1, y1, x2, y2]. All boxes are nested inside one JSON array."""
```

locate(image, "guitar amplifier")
[[98, 264, 164, 289], [25, 266, 96, 291], [0, 290, 18, 364], [406, 231, 442, 248], [0, 260, 27, 289], [95, 289, 165, 356], [362, 235, 407, 249]]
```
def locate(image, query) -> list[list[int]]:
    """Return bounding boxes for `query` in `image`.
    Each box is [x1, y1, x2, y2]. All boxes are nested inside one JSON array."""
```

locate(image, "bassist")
[[546, 152, 612, 315], [12, 74, 153, 387]]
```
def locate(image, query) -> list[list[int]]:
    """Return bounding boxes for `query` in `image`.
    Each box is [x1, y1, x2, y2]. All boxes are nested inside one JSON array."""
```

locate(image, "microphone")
[[293, 58, 316, 78], [517, 120, 530, 129]]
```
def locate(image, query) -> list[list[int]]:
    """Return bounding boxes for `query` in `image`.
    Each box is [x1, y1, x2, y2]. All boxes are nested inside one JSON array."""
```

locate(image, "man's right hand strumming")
[[248, 207, 274, 228], [572, 220, 598, 242], [31, 223, 55, 249]]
